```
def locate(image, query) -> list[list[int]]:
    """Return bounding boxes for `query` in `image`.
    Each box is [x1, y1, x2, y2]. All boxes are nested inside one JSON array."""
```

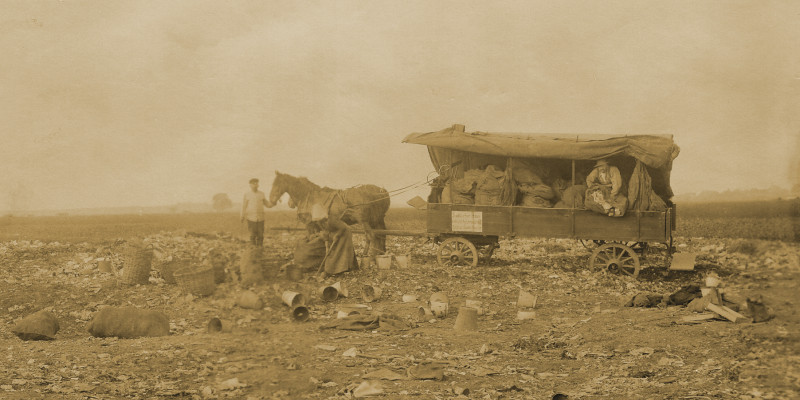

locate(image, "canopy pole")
[[571, 159, 576, 186]]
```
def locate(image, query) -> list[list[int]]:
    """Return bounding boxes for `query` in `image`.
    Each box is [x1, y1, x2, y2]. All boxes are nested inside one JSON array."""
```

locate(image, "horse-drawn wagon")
[[402, 124, 684, 278]]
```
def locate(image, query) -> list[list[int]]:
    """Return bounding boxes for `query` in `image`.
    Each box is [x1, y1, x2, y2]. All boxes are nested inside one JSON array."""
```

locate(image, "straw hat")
[[594, 159, 609, 167]]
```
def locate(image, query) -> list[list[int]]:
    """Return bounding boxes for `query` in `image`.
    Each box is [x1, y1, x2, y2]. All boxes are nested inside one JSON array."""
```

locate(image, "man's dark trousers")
[[247, 220, 264, 246]]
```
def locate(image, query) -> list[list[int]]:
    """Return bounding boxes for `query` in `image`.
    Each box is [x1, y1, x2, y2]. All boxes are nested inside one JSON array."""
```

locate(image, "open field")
[[0, 200, 798, 399], [2, 199, 798, 243]]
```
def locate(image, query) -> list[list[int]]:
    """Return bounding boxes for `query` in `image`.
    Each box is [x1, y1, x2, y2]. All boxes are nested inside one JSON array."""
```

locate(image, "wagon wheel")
[[437, 237, 479, 268], [589, 243, 641, 278]]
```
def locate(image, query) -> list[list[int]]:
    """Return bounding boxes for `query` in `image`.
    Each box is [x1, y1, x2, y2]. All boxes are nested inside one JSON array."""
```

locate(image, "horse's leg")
[[374, 217, 387, 254], [362, 222, 375, 257]]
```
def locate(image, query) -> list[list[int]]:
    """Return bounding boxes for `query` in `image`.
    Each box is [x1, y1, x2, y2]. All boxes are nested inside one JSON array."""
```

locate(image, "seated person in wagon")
[[585, 159, 628, 217]]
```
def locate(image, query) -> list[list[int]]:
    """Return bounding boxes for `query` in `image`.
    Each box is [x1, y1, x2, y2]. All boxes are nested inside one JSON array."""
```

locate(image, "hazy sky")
[[2, 1, 798, 212]]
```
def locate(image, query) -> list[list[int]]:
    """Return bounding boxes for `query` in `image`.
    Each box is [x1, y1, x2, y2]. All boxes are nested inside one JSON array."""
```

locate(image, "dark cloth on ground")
[[668, 285, 702, 306], [320, 313, 410, 331], [625, 293, 668, 308]]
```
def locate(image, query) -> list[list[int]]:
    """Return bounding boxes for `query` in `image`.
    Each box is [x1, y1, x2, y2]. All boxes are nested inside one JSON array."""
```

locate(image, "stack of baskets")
[[121, 245, 154, 285], [173, 266, 216, 297]]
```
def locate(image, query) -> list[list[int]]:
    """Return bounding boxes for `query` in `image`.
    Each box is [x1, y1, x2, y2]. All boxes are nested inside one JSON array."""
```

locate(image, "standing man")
[[241, 178, 273, 246]]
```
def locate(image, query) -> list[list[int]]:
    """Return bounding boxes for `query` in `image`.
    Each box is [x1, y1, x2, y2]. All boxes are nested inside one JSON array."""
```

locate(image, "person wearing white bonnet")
[[585, 158, 628, 217]]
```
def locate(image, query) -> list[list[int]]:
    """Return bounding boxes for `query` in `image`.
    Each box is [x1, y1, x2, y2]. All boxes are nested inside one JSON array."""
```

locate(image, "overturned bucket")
[[362, 285, 382, 303], [375, 255, 392, 270], [430, 301, 449, 318], [418, 306, 434, 321], [517, 290, 537, 308], [207, 317, 232, 333], [465, 299, 484, 315], [429, 292, 449, 305], [394, 254, 410, 268], [337, 304, 369, 318], [291, 306, 310, 322], [282, 291, 306, 308], [402, 294, 418, 303], [516, 310, 536, 320], [319, 282, 347, 302], [453, 307, 479, 332]]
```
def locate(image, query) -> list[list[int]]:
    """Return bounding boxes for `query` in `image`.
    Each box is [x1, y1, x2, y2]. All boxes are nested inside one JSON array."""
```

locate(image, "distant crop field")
[[1, 200, 796, 243]]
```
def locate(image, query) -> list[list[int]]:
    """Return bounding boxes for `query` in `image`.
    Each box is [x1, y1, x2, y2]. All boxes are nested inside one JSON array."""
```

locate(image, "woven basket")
[[173, 266, 216, 297], [121, 246, 154, 285], [159, 258, 187, 284]]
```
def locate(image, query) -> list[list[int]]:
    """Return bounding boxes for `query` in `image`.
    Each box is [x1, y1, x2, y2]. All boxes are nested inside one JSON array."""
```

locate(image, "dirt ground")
[[1, 230, 798, 399]]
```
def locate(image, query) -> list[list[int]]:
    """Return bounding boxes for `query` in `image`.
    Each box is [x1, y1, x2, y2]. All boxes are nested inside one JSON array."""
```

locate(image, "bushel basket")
[[173, 266, 216, 297], [159, 258, 187, 284], [121, 246, 154, 285]]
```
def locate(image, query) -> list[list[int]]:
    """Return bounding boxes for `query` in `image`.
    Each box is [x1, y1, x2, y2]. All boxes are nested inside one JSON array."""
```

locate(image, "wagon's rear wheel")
[[437, 237, 479, 268], [589, 243, 641, 278]]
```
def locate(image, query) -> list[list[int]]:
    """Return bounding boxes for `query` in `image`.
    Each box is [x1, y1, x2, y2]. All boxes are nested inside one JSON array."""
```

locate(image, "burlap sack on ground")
[[294, 235, 327, 272], [12, 310, 60, 340], [88, 307, 169, 338], [239, 247, 266, 286]]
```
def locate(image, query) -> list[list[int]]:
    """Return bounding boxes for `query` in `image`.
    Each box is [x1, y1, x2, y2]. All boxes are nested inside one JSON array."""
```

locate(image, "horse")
[[267, 171, 390, 256]]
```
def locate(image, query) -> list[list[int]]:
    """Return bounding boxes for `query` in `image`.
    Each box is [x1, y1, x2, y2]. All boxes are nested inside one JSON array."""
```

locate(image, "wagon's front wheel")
[[437, 237, 479, 268], [589, 243, 641, 278]]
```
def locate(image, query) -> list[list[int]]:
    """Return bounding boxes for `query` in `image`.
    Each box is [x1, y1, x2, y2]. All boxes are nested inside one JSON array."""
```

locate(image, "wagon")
[[402, 124, 684, 278]]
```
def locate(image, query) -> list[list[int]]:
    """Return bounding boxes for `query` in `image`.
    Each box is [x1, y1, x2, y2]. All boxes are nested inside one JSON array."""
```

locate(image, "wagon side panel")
[[512, 207, 573, 238], [426, 204, 511, 236]]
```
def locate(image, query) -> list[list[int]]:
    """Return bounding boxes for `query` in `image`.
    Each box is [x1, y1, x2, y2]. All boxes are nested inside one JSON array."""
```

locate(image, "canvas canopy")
[[403, 124, 680, 201]]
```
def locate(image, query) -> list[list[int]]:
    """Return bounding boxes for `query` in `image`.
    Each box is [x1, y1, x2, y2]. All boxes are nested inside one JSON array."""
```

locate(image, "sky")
[[1, 0, 799, 212]]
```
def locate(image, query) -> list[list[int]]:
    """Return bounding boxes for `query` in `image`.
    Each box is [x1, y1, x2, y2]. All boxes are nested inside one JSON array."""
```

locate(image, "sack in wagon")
[[12, 310, 60, 341], [87, 306, 169, 339], [475, 165, 505, 206], [518, 183, 554, 207]]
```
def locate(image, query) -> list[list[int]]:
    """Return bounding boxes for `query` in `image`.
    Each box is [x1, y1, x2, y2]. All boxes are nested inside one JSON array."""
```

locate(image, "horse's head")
[[268, 171, 288, 205]]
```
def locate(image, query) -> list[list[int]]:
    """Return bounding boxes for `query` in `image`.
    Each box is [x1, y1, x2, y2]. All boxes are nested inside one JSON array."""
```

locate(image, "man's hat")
[[594, 159, 609, 167], [249, 178, 259, 184]]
